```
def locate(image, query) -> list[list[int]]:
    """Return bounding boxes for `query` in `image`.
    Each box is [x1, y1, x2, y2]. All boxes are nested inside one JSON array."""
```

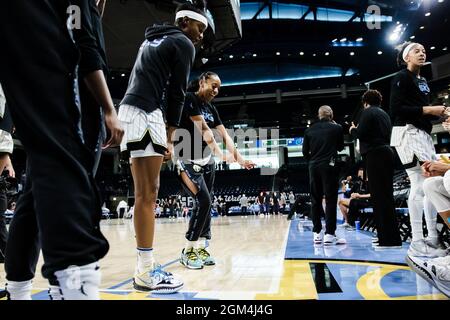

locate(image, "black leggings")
[[177, 161, 215, 241]]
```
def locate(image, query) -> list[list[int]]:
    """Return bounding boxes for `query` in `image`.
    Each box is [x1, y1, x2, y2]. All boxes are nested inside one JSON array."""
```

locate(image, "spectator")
[[240, 194, 248, 215], [116, 200, 128, 219]]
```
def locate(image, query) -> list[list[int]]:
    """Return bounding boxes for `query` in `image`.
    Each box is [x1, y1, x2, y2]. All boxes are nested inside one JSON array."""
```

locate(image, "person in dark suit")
[[350, 90, 402, 248], [303, 105, 346, 246]]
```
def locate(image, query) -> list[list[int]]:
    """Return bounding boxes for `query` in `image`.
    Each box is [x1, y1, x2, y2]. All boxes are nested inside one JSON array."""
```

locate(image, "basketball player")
[[390, 41, 448, 257], [118, 1, 208, 292], [174, 72, 255, 269], [0, 0, 123, 300]]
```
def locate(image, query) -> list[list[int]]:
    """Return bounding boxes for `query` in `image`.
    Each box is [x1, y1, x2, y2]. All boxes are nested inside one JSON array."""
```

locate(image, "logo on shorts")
[[193, 165, 201, 172]]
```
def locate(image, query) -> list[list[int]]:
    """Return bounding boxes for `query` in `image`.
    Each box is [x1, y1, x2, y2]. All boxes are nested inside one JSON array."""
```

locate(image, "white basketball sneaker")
[[133, 264, 183, 294], [313, 231, 323, 244], [407, 239, 447, 258], [323, 234, 347, 246], [406, 255, 450, 298]]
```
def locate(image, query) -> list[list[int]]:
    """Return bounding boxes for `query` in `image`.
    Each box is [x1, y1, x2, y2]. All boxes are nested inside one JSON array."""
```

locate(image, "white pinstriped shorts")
[[118, 104, 167, 158], [391, 124, 437, 165], [0, 130, 13, 154]]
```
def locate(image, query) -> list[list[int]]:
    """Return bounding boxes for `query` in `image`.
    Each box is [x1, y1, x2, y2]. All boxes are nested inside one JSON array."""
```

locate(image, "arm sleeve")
[[185, 94, 201, 117], [166, 38, 195, 127], [71, 0, 104, 78], [389, 72, 424, 121], [351, 110, 371, 141]]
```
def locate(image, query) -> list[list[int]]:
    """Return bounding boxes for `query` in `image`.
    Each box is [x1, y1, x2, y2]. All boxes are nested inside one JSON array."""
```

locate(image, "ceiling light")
[[350, 52, 355, 56], [443, 47, 448, 51], [253, 53, 257, 57], [378, 51, 383, 55], [276, 52, 280, 56], [420, 26, 425, 29], [410, 35, 416, 39], [325, 52, 329, 56], [430, 46, 436, 50], [425, 12, 431, 16], [229, 55, 234, 59], [299, 51, 304, 55], [313, 53, 317, 57], [340, 38, 347, 42], [218, 57, 222, 61], [332, 38, 338, 42], [356, 37, 363, 42], [121, 73, 126, 77]]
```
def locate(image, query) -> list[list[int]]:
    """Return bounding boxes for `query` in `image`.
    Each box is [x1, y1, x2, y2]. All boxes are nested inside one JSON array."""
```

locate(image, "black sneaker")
[[0, 289, 7, 299]]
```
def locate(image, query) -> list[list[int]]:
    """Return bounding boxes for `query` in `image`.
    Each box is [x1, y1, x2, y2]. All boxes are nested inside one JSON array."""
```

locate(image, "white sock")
[[48, 285, 63, 300], [198, 237, 209, 249], [423, 196, 438, 241], [409, 198, 425, 242], [54, 262, 101, 300], [406, 166, 425, 242], [137, 248, 155, 273], [184, 240, 196, 251], [6, 280, 33, 300]]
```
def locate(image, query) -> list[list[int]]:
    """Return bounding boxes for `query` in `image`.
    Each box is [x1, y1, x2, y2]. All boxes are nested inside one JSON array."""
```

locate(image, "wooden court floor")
[[1, 215, 448, 300]]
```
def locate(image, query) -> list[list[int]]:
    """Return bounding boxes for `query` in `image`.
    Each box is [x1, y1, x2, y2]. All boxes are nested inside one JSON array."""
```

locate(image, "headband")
[[402, 43, 418, 62], [175, 10, 208, 28]]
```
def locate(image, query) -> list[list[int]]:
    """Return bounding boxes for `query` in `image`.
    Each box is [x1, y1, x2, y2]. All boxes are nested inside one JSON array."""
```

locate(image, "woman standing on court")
[[118, 1, 208, 293], [390, 41, 449, 258], [174, 72, 255, 269]]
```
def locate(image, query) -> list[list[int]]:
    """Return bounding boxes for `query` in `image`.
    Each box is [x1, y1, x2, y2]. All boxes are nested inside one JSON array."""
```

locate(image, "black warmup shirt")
[[72, 0, 108, 77], [177, 93, 222, 162], [350, 106, 392, 155], [390, 68, 434, 134], [121, 25, 195, 127], [302, 120, 344, 166]]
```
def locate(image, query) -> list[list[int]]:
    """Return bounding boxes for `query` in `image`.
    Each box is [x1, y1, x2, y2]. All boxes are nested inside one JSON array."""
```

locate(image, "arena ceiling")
[[104, 0, 449, 135]]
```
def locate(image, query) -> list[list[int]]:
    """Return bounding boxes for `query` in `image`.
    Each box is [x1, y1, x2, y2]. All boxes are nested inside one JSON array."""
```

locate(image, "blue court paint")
[[381, 269, 437, 298], [285, 220, 408, 265]]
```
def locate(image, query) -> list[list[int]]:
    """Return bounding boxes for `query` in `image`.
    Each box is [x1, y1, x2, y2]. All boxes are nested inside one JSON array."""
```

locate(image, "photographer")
[[0, 83, 15, 264]]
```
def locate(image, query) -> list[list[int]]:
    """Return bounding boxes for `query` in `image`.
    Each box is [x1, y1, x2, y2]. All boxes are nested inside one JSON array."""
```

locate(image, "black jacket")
[[303, 119, 344, 166], [121, 25, 195, 127], [72, 0, 108, 77], [350, 106, 392, 155], [390, 69, 434, 134]]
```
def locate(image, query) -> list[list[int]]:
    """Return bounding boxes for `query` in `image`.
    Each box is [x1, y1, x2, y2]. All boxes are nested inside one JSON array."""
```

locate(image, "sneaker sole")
[[405, 256, 450, 298], [133, 280, 183, 294], [180, 259, 204, 269], [324, 241, 346, 246], [374, 246, 403, 250]]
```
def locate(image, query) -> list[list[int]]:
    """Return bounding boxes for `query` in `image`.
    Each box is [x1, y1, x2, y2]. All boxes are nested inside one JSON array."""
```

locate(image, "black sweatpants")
[[0, 1, 108, 280], [178, 161, 215, 241], [309, 163, 339, 235], [365, 146, 401, 246]]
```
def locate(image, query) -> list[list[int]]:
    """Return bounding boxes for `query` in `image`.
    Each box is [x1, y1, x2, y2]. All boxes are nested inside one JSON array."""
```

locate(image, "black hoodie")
[[121, 25, 195, 127]]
